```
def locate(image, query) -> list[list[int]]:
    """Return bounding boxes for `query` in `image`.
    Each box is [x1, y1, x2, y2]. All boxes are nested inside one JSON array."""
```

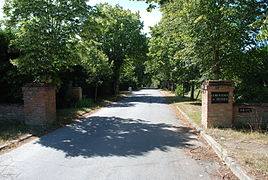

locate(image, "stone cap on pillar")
[[202, 80, 235, 90]]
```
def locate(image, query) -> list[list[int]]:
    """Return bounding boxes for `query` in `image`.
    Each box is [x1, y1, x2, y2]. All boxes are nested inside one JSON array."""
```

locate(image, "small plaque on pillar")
[[211, 92, 229, 104], [239, 108, 252, 113]]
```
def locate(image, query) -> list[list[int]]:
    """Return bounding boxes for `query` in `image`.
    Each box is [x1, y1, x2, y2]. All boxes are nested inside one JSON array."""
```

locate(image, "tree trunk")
[[196, 90, 201, 100], [167, 81, 171, 91], [190, 81, 195, 100], [182, 83, 185, 97], [170, 81, 174, 91], [114, 76, 120, 95], [212, 44, 220, 79], [113, 60, 122, 95], [94, 86, 98, 102]]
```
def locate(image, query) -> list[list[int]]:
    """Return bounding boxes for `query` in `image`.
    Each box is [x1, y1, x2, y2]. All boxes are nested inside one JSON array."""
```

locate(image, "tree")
[[4, 0, 89, 85], [0, 29, 24, 102], [145, 3, 200, 93], [78, 41, 112, 101], [90, 4, 148, 94], [120, 58, 138, 89], [145, 0, 268, 102]]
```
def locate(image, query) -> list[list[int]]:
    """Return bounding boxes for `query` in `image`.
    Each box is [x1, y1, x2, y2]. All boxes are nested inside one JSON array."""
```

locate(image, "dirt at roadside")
[[169, 102, 238, 180], [183, 138, 239, 180], [208, 129, 268, 179], [161, 89, 268, 180]]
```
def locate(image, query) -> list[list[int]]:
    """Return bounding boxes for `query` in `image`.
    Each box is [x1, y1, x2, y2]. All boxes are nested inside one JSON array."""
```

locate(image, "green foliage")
[[2, 0, 267, 104], [90, 3, 148, 94], [4, 0, 89, 84], [120, 58, 138, 88], [150, 77, 160, 88], [174, 85, 184, 97], [1, 1, 148, 104], [0, 120, 27, 142], [78, 41, 113, 86], [145, 0, 268, 102], [75, 98, 94, 108], [0, 29, 26, 102], [234, 47, 268, 103], [236, 82, 268, 103]]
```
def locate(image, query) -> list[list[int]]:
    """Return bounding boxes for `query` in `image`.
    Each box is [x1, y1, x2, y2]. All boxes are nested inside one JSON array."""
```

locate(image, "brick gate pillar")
[[23, 83, 56, 126], [71, 87, 82, 101], [202, 80, 235, 128]]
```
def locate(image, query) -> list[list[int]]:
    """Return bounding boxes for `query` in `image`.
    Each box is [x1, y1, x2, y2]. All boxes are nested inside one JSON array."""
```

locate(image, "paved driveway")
[[0, 89, 219, 180]]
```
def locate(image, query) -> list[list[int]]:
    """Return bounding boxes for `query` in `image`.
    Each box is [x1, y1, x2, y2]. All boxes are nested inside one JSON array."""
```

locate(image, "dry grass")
[[242, 152, 268, 175], [56, 107, 93, 124], [161, 89, 268, 179], [206, 128, 268, 178], [175, 102, 201, 125], [206, 128, 268, 144], [0, 120, 28, 145], [160, 90, 202, 125]]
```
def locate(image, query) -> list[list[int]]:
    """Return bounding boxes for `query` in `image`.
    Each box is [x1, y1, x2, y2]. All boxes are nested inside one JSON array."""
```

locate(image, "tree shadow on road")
[[106, 95, 166, 108], [36, 116, 197, 158], [107, 101, 136, 108], [106, 89, 197, 108], [106, 95, 194, 108]]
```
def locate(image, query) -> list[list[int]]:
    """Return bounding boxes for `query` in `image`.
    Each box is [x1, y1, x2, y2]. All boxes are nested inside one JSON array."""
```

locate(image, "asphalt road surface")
[[0, 89, 220, 180]]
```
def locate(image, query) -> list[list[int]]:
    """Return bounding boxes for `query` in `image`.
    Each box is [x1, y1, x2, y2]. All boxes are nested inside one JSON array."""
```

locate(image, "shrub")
[[235, 82, 268, 103], [175, 84, 184, 96], [75, 98, 94, 108]]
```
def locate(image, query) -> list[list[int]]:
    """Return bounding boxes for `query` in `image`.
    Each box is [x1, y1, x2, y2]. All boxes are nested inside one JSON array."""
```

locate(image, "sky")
[[0, 0, 4, 20], [0, 0, 162, 34]]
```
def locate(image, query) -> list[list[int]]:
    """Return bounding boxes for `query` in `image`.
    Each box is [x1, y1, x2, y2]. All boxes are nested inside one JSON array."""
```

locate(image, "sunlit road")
[[0, 89, 220, 180]]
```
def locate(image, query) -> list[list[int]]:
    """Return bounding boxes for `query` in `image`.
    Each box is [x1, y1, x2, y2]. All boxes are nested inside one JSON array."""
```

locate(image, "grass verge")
[[160, 89, 202, 125], [161, 89, 268, 179], [206, 128, 268, 178], [0, 120, 28, 145]]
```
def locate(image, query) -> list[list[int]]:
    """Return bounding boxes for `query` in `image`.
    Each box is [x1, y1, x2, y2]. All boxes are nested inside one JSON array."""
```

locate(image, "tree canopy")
[[88, 4, 148, 94], [144, 0, 268, 102], [1, 0, 267, 104], [4, 0, 89, 84], [1, 1, 149, 103]]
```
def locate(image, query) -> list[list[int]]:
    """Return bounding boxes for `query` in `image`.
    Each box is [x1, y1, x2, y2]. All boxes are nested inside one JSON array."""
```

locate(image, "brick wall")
[[233, 104, 268, 128], [23, 83, 56, 126], [202, 81, 234, 128], [0, 104, 24, 123]]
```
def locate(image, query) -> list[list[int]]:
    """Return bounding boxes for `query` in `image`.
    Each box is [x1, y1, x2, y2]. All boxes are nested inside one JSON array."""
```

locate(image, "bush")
[[175, 84, 184, 96], [75, 98, 94, 108], [235, 82, 268, 103], [0, 120, 27, 142]]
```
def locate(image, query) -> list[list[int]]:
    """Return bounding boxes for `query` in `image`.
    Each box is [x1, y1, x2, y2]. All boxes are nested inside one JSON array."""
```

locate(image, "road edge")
[[175, 106, 254, 180], [0, 134, 32, 151]]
